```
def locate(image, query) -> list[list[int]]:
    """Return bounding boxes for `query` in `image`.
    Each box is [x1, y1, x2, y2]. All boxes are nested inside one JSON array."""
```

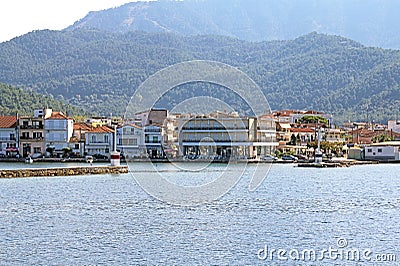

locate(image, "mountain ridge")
[[67, 0, 400, 49]]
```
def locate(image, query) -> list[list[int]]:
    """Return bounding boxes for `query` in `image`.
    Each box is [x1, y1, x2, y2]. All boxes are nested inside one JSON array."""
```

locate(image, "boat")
[[25, 157, 33, 164]]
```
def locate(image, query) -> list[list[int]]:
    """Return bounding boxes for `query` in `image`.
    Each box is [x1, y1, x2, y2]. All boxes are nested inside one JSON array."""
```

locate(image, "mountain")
[[1, 29, 400, 123], [67, 0, 400, 49], [0, 83, 87, 116]]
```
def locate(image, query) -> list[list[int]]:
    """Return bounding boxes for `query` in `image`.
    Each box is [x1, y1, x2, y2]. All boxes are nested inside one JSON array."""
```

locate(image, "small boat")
[[25, 157, 33, 164]]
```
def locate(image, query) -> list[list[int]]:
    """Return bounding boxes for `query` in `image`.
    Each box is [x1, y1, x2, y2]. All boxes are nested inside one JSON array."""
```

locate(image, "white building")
[[388, 120, 400, 134], [0, 116, 18, 156], [85, 125, 114, 158], [45, 111, 73, 155], [144, 124, 164, 158], [364, 141, 400, 161], [176, 112, 277, 159], [116, 124, 144, 158]]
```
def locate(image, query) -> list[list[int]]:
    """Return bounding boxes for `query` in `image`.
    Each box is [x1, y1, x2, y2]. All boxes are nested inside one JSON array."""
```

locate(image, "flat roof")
[[369, 141, 400, 146]]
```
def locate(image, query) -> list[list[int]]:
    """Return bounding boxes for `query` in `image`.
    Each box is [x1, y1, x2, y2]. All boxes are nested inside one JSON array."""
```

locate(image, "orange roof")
[[89, 125, 114, 133], [0, 116, 17, 128], [289, 128, 314, 133], [74, 123, 92, 131], [48, 111, 72, 120]]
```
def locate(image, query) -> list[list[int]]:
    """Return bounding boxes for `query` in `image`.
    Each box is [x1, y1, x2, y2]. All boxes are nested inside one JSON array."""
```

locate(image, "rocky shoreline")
[[0, 165, 128, 178]]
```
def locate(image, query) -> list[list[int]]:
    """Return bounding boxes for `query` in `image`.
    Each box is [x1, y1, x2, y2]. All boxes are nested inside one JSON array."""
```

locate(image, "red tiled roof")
[[74, 123, 92, 131], [48, 111, 72, 120], [89, 125, 114, 133], [289, 128, 314, 133], [0, 116, 17, 128]]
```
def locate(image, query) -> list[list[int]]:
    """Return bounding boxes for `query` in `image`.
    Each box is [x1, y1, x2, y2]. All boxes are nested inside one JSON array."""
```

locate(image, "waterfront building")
[[0, 115, 18, 156], [45, 111, 73, 156], [176, 111, 277, 159], [19, 108, 51, 157], [116, 124, 145, 158], [364, 141, 400, 161], [85, 125, 115, 158], [144, 123, 164, 158]]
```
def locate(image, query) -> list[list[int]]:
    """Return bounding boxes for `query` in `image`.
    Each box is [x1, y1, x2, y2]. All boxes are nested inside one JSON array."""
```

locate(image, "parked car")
[[92, 153, 109, 160], [260, 154, 278, 161], [282, 155, 298, 161]]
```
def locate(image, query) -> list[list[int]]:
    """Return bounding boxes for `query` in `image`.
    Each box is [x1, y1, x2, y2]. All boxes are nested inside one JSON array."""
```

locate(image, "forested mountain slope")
[[1, 30, 400, 122]]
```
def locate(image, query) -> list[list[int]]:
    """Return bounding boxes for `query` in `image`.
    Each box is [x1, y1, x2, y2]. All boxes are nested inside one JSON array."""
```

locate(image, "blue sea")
[[0, 162, 399, 265]]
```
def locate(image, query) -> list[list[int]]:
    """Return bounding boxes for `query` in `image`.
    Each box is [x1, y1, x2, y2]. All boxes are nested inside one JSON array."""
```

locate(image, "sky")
[[0, 0, 144, 43]]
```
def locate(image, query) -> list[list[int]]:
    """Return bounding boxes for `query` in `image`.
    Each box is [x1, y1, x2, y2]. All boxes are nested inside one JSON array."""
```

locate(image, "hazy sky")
[[0, 0, 145, 42]]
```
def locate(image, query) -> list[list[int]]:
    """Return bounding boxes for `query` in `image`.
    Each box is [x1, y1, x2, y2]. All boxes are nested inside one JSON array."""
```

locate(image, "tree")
[[298, 115, 329, 126]]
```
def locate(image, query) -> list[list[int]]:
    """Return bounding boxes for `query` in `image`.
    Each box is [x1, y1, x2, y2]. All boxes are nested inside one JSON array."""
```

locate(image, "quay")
[[0, 165, 128, 178], [297, 160, 379, 168]]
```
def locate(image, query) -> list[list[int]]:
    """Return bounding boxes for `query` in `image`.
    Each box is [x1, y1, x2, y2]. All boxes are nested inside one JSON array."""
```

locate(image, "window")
[[10, 133, 15, 140], [153, 136, 158, 143], [33, 147, 41, 153], [33, 132, 42, 139], [91, 135, 96, 143], [22, 132, 29, 139], [75, 144, 79, 149], [378, 148, 382, 153], [367, 149, 372, 153]]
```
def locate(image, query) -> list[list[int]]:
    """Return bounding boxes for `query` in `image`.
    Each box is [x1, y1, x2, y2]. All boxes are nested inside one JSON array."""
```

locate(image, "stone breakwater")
[[0, 166, 128, 178]]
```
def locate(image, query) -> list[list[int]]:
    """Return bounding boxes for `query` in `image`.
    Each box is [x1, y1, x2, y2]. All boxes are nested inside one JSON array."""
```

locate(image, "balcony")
[[20, 137, 43, 141], [20, 125, 44, 129], [181, 126, 248, 131], [145, 140, 161, 144], [88, 141, 109, 145], [0, 137, 16, 141]]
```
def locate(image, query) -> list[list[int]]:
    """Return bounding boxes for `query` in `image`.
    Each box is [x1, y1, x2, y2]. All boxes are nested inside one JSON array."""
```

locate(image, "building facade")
[[176, 112, 277, 159], [116, 124, 144, 158], [19, 109, 51, 157], [144, 124, 164, 158], [85, 126, 114, 158], [364, 142, 400, 161], [45, 111, 73, 155], [0, 116, 18, 156]]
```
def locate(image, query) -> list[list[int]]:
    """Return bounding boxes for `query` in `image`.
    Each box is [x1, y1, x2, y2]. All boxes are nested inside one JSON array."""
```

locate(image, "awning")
[[5, 147, 18, 152], [279, 123, 291, 129]]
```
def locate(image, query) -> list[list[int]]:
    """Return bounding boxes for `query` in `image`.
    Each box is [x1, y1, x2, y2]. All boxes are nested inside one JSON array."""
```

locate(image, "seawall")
[[0, 166, 128, 178]]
